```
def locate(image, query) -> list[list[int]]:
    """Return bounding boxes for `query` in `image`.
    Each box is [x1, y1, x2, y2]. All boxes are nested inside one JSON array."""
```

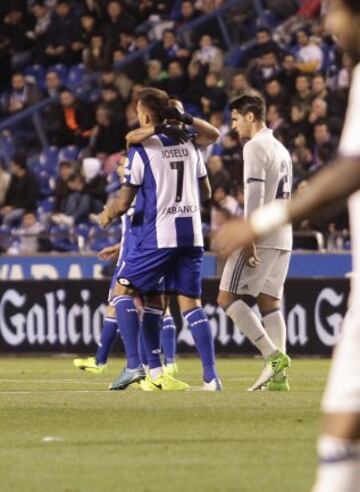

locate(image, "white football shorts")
[[219, 247, 291, 300], [322, 308, 360, 413]]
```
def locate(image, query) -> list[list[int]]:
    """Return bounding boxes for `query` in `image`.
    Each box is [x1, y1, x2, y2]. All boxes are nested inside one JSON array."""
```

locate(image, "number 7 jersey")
[[123, 135, 207, 249], [243, 127, 293, 251]]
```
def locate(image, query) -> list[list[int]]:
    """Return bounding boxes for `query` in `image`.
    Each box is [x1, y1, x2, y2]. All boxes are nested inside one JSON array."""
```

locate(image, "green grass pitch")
[[0, 357, 330, 492]]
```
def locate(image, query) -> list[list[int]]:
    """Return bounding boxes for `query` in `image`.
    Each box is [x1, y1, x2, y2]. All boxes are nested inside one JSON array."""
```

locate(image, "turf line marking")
[[0, 379, 107, 385], [0, 390, 110, 394]]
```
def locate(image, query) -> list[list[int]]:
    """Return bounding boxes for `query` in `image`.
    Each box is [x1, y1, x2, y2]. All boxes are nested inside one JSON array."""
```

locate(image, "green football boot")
[[266, 375, 290, 392], [73, 357, 106, 375], [247, 351, 291, 392], [164, 362, 178, 377], [139, 373, 189, 392]]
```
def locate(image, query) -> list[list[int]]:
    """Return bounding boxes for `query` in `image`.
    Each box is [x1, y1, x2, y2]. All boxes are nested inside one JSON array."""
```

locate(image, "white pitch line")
[[0, 390, 110, 394], [0, 379, 107, 385]]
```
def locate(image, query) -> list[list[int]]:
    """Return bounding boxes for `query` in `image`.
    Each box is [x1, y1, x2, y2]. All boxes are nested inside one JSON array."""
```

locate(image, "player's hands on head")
[[213, 218, 257, 259], [154, 124, 190, 144], [161, 106, 194, 125], [98, 244, 120, 261]]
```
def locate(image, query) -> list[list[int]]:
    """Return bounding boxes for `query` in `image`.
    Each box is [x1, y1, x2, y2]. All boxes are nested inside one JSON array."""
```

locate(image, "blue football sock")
[[113, 295, 141, 369], [95, 317, 118, 365], [142, 307, 163, 369], [184, 307, 217, 383], [139, 331, 148, 366], [161, 315, 177, 364]]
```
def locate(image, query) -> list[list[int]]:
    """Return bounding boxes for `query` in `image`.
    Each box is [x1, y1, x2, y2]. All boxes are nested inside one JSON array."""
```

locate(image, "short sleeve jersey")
[[124, 135, 207, 249]]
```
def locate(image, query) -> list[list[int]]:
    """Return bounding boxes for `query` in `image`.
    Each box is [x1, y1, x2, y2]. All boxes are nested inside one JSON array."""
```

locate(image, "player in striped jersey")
[[100, 87, 221, 391]]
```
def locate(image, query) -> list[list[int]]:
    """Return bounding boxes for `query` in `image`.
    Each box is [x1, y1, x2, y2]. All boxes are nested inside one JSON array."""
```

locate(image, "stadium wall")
[[0, 278, 349, 356]]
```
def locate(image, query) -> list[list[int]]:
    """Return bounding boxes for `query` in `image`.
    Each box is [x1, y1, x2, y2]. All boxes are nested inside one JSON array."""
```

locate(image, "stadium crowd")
[[0, 0, 351, 254]]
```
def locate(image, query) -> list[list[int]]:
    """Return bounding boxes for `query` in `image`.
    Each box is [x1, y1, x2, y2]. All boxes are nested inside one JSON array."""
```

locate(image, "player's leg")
[[218, 249, 278, 358], [257, 250, 292, 391], [161, 305, 178, 376], [74, 269, 120, 374], [312, 310, 360, 492], [175, 246, 221, 391], [109, 281, 145, 390]]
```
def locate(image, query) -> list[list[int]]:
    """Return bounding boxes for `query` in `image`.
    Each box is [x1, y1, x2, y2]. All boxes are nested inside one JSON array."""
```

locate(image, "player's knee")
[[257, 292, 280, 313], [105, 304, 116, 319], [144, 294, 166, 314], [217, 291, 245, 310]]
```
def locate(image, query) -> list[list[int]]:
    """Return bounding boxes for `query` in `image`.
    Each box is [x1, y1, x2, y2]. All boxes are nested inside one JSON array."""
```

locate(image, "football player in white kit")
[[217, 93, 291, 392], [215, 1, 360, 489]]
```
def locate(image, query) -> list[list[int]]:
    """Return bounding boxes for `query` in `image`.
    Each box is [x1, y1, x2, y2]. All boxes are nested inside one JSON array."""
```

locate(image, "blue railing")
[[0, 0, 294, 157]]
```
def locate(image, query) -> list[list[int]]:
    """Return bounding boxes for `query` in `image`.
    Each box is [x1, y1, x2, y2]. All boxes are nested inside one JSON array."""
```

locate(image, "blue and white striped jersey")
[[123, 135, 207, 249]]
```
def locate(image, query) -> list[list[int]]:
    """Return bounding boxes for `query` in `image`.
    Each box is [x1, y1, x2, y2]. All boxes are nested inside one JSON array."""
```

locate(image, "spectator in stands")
[[83, 34, 110, 72], [334, 52, 353, 90], [56, 89, 94, 146], [125, 83, 144, 128], [0, 163, 10, 207], [89, 103, 126, 155], [53, 160, 75, 215], [69, 13, 99, 64], [152, 30, 190, 68], [163, 60, 187, 97], [249, 50, 280, 90], [52, 172, 89, 226], [0, 153, 39, 227], [291, 134, 314, 182], [207, 155, 230, 190], [209, 111, 228, 143], [43, 0, 78, 66], [267, 104, 286, 133], [291, 74, 313, 109], [82, 157, 107, 214], [227, 71, 250, 100], [312, 119, 337, 169], [8, 211, 44, 254], [27, 2, 52, 52], [102, 1, 136, 46], [295, 29, 323, 73], [100, 85, 126, 122], [191, 34, 224, 72], [176, 1, 201, 27], [44, 70, 63, 98], [245, 27, 282, 64], [2, 7, 34, 69], [201, 71, 227, 115], [1, 73, 41, 116], [264, 77, 288, 108], [312, 73, 330, 101], [145, 60, 168, 89], [278, 53, 299, 94], [221, 131, 243, 185], [183, 60, 207, 110], [288, 102, 312, 144]]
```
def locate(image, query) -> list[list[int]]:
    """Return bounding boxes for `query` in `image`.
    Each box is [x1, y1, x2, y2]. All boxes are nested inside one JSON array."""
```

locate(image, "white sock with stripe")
[[226, 300, 277, 358], [312, 435, 360, 492]]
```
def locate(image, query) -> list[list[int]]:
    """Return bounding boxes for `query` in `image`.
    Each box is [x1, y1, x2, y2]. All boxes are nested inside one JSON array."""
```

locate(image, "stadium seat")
[[39, 146, 59, 170], [24, 64, 46, 88], [48, 64, 68, 84], [58, 145, 79, 162], [66, 64, 86, 89]]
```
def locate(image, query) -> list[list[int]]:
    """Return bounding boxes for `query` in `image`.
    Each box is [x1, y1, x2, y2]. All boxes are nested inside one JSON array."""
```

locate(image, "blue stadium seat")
[[24, 64, 46, 88], [49, 224, 77, 252], [48, 64, 68, 84], [39, 146, 59, 170], [66, 64, 86, 89], [58, 145, 79, 162]]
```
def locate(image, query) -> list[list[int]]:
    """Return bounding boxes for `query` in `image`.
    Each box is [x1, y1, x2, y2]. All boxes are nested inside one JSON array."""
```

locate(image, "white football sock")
[[149, 366, 163, 380], [312, 435, 360, 492], [226, 300, 277, 358], [262, 309, 287, 353]]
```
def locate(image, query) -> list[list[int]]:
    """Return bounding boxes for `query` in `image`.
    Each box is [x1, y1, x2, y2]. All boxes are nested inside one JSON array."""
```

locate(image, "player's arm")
[[192, 117, 220, 147], [199, 176, 212, 202], [98, 243, 121, 261], [126, 124, 189, 146], [99, 186, 138, 228]]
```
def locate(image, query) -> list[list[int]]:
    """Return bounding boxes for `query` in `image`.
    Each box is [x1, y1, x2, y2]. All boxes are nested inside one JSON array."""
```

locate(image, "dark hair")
[[12, 152, 27, 170], [138, 87, 169, 124], [229, 93, 266, 121], [314, 118, 329, 129], [256, 27, 270, 35], [343, 0, 360, 13]]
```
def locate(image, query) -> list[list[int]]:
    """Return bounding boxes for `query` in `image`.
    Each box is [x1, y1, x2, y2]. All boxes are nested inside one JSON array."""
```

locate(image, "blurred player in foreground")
[[217, 93, 292, 392], [215, 0, 360, 489], [100, 88, 221, 391]]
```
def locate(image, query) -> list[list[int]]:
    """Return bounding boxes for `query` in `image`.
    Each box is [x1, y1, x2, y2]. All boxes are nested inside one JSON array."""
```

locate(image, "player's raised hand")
[[161, 106, 194, 125], [213, 217, 257, 258], [98, 244, 120, 261], [154, 124, 190, 144]]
